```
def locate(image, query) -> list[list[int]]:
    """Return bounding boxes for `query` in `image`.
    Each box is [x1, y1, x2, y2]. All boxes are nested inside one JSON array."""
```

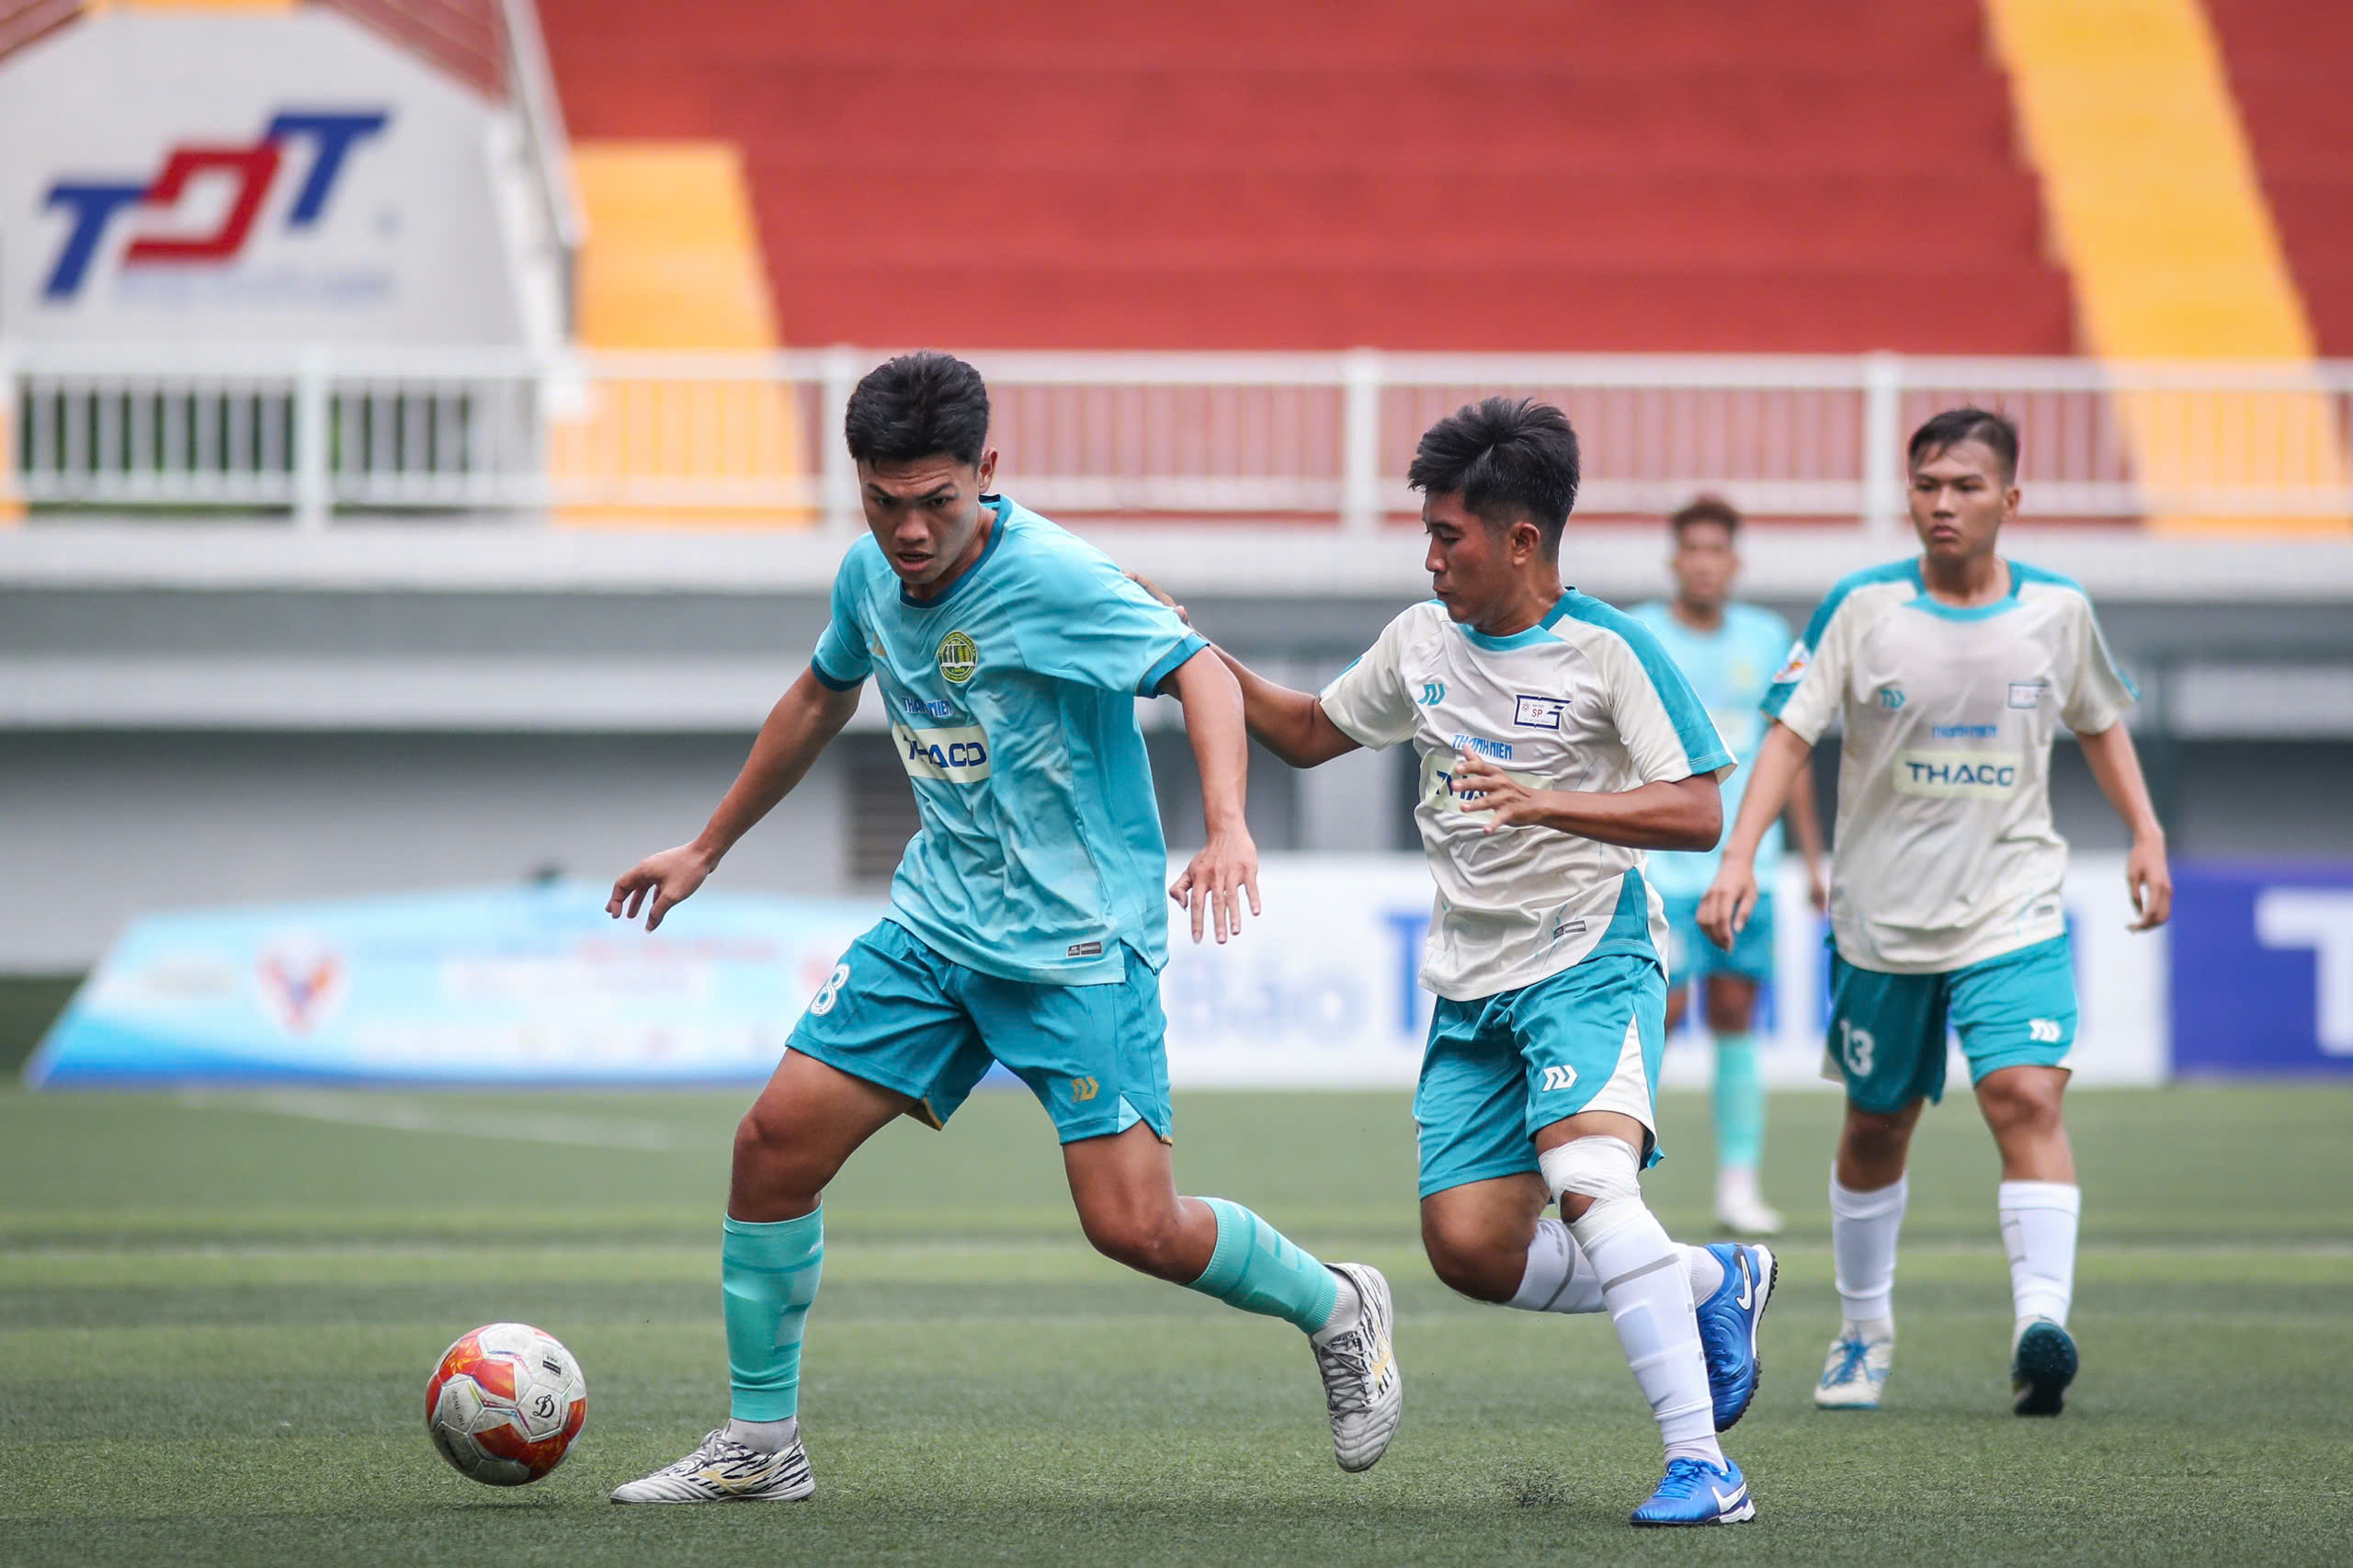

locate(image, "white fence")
[[6, 345, 2351, 532]]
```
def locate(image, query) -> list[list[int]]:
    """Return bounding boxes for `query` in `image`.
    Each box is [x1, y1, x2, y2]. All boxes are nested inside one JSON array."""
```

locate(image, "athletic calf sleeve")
[[1507, 1218, 1721, 1313], [1998, 1180, 2080, 1327], [1543, 1138, 1722, 1464], [1185, 1197, 1340, 1333], [1711, 1033, 1766, 1173], [1829, 1171, 1907, 1325], [722, 1210, 824, 1422]]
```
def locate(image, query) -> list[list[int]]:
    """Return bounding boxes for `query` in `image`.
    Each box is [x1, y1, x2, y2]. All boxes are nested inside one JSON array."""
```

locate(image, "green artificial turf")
[[3, 1084, 2348, 1567]]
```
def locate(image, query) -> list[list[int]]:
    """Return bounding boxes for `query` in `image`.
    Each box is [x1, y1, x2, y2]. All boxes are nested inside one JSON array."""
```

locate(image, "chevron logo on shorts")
[[1540, 1064, 1578, 1093], [1070, 1076, 1100, 1102]]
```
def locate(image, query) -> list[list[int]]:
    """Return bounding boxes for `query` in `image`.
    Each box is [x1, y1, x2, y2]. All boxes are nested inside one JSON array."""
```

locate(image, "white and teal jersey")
[[811, 496, 1206, 986], [1319, 593, 1733, 1002], [1626, 599, 1795, 899], [1765, 557, 2135, 974]]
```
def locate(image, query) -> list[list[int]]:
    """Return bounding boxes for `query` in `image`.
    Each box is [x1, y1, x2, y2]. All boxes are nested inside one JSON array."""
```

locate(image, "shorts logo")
[[936, 631, 979, 684], [1513, 695, 1566, 730], [892, 722, 991, 783], [1066, 940, 1104, 959], [2008, 681, 2048, 710], [2028, 1017, 2064, 1044], [1419, 681, 1446, 706], [1540, 1063, 1578, 1093], [1893, 748, 2022, 798], [1069, 1075, 1101, 1102], [1772, 641, 1809, 683], [1876, 684, 1906, 710]]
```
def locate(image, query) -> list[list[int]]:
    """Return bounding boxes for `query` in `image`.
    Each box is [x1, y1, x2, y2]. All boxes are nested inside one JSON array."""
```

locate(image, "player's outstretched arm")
[[607, 666, 862, 930], [1162, 648, 1265, 945], [1126, 571, 1358, 767], [1699, 721, 1813, 949], [2077, 722, 2172, 931]]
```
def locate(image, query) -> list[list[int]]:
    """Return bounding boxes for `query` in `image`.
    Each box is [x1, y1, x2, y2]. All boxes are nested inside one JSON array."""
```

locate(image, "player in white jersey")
[[1142, 399, 1774, 1527], [1699, 408, 2172, 1418], [1631, 496, 1830, 1237]]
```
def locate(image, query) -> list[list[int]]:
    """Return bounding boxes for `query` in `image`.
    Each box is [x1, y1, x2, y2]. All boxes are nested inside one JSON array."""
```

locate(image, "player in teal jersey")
[[1630, 497, 1828, 1237], [602, 354, 1401, 1505]]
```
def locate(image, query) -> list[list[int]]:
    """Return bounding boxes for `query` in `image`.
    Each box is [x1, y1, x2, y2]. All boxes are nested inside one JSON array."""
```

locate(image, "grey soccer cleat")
[[609, 1427, 814, 1504]]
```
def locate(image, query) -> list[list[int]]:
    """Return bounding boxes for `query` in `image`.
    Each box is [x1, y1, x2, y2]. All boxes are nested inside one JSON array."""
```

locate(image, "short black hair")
[[844, 351, 991, 468], [1908, 405, 2019, 483], [1405, 396, 1581, 556], [1669, 494, 1742, 540]]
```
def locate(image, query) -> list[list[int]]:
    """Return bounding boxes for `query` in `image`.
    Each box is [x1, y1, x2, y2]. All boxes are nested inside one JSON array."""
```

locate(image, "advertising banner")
[[1163, 851, 2166, 1091], [2168, 863, 2353, 1076], [0, 8, 525, 343], [23, 853, 2189, 1090], [27, 884, 878, 1087]]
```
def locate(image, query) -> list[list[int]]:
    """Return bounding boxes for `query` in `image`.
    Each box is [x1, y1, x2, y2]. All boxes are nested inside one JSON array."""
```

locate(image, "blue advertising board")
[[27, 883, 883, 1088], [2169, 863, 2353, 1077]]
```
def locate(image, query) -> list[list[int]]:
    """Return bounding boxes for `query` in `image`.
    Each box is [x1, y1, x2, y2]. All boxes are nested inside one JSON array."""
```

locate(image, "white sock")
[[1569, 1199, 1722, 1468], [1998, 1180, 2080, 1327], [1506, 1219, 1722, 1313], [1830, 1170, 1907, 1324], [725, 1415, 797, 1452], [1313, 1267, 1363, 1342]]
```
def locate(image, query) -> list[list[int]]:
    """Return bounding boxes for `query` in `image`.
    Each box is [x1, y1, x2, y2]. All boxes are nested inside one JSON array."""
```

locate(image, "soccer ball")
[[425, 1323, 588, 1485]]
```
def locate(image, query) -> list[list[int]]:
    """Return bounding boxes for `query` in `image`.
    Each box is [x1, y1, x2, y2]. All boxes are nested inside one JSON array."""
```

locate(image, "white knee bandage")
[[1538, 1135, 1642, 1207]]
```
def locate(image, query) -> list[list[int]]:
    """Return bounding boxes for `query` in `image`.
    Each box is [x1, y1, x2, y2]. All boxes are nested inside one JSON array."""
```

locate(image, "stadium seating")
[[537, 0, 2075, 352], [2205, 0, 2353, 357]]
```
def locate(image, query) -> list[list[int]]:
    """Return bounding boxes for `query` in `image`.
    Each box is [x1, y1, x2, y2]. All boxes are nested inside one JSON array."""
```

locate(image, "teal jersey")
[[811, 496, 1207, 985], [1627, 600, 1794, 898]]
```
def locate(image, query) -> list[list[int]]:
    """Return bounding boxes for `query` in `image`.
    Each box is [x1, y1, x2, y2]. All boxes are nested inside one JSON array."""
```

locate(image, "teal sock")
[[1712, 1033, 1766, 1173], [722, 1210, 824, 1422], [1185, 1197, 1339, 1333]]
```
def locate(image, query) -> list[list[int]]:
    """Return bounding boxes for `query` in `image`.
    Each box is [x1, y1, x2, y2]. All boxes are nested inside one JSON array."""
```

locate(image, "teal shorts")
[[1663, 891, 1775, 988], [1825, 935, 2078, 1113], [1413, 952, 1668, 1199], [787, 918, 1172, 1143]]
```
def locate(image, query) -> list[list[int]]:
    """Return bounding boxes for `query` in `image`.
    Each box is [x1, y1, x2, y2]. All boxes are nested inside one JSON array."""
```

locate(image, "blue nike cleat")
[[1631, 1455, 1756, 1527], [2010, 1317, 2078, 1416], [1694, 1243, 1776, 1430]]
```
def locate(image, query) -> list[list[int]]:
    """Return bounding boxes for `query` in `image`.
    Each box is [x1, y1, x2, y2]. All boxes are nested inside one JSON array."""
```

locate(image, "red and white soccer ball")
[[426, 1323, 588, 1485]]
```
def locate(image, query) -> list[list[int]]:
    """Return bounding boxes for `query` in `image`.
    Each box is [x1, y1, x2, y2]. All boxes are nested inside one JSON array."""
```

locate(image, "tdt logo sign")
[[41, 110, 388, 300], [2171, 863, 2353, 1075]]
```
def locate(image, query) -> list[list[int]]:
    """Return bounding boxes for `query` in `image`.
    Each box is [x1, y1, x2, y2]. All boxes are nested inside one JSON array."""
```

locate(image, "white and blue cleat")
[[1694, 1242, 1776, 1430], [2011, 1317, 2078, 1416], [1631, 1455, 1756, 1527], [1814, 1322, 1893, 1409]]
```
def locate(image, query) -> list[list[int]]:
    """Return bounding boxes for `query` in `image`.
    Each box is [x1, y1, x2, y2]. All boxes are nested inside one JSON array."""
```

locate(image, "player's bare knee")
[[1418, 1216, 1519, 1303], [1977, 1072, 2063, 1136], [1839, 1104, 1917, 1169]]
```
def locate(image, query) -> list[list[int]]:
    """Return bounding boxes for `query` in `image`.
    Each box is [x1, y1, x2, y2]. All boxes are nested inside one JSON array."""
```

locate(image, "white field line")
[[172, 1088, 679, 1152]]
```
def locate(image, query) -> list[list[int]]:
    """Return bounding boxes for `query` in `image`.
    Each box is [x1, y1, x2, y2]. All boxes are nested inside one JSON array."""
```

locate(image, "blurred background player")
[[1630, 498, 1829, 1237], [1701, 408, 2172, 1418], [602, 353, 1400, 1503], [1152, 399, 1773, 1528]]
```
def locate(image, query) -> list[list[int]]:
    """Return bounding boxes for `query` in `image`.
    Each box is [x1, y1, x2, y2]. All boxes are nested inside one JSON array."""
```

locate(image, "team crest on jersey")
[[936, 631, 979, 685], [1513, 695, 1566, 730], [1772, 641, 1809, 683]]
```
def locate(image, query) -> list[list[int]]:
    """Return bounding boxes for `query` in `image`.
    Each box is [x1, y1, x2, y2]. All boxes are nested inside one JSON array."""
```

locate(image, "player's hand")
[[607, 843, 715, 932], [2125, 834, 2172, 931], [1452, 750, 1552, 834], [1125, 572, 1190, 625], [1699, 860, 1759, 952], [1168, 827, 1261, 944], [1806, 857, 1832, 915]]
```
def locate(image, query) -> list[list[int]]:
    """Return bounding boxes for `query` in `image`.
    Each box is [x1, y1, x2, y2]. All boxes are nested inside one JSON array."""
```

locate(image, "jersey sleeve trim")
[[1760, 558, 1913, 720], [1554, 594, 1735, 778], [1137, 632, 1210, 696], [810, 657, 862, 691]]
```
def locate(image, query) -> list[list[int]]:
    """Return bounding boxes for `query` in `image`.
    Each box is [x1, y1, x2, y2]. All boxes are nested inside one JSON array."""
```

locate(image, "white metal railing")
[[6, 344, 2352, 533]]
